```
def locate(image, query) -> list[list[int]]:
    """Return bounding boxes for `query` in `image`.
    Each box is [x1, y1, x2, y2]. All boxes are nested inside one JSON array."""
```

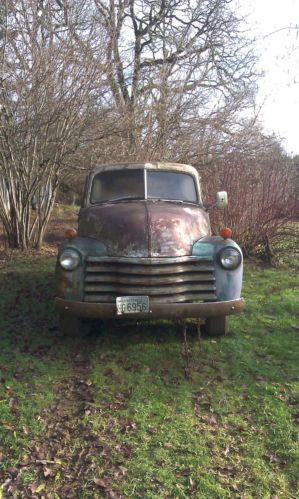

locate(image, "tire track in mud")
[[2, 338, 122, 499]]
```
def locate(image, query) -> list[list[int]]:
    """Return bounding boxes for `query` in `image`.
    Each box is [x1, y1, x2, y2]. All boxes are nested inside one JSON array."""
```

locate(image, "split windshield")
[[90, 169, 198, 204]]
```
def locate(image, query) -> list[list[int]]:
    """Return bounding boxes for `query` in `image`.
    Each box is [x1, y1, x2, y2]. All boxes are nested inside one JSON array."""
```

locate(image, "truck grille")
[[84, 257, 216, 303]]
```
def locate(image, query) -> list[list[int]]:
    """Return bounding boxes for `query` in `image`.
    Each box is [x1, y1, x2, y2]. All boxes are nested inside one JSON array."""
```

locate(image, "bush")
[[200, 138, 298, 260]]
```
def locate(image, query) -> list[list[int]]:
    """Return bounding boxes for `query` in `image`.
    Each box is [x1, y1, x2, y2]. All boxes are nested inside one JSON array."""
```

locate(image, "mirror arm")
[[204, 202, 217, 212]]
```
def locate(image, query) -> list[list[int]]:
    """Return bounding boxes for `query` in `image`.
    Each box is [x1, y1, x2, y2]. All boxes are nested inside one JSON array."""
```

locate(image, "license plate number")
[[116, 296, 149, 315]]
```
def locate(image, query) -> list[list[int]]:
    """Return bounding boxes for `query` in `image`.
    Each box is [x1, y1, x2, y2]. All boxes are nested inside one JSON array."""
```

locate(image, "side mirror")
[[216, 191, 228, 209]]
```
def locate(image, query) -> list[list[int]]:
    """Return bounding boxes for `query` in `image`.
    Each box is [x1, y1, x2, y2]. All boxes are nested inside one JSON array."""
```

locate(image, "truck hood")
[[78, 201, 210, 257]]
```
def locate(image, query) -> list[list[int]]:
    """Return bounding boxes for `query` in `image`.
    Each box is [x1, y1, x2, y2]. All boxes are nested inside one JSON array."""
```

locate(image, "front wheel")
[[59, 313, 82, 337], [204, 316, 229, 336]]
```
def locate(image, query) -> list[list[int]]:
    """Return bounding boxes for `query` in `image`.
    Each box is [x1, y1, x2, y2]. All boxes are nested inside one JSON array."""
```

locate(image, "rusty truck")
[[55, 162, 244, 335]]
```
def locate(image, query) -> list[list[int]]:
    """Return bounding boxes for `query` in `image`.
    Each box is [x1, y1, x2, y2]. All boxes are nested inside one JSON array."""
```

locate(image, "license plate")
[[116, 296, 149, 315]]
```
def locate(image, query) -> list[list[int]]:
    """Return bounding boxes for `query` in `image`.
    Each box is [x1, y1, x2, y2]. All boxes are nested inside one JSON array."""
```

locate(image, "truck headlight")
[[59, 249, 80, 270], [218, 247, 241, 270]]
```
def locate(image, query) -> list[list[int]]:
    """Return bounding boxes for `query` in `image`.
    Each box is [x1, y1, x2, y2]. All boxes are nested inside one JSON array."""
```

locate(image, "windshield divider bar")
[[144, 169, 148, 200]]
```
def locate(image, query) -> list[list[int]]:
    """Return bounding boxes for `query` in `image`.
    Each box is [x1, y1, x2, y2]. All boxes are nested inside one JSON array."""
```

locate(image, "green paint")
[[192, 241, 214, 259]]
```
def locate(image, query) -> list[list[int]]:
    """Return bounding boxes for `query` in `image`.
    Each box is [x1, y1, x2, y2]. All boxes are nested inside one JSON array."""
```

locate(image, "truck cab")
[[55, 162, 244, 335]]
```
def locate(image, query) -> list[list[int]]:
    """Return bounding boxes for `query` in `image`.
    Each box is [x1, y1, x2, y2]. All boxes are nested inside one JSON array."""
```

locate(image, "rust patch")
[[148, 203, 210, 257], [78, 202, 149, 257], [78, 201, 210, 258]]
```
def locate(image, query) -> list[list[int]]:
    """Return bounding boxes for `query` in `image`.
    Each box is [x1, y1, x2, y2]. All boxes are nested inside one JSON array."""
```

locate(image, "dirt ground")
[[0, 205, 78, 261]]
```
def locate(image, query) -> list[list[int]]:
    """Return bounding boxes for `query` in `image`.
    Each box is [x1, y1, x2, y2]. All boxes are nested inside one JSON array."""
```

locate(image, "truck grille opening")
[[83, 257, 216, 303]]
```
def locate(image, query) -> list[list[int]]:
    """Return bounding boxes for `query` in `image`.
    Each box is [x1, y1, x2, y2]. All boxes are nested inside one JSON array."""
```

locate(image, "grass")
[[0, 257, 72, 470], [87, 262, 298, 497], [52, 203, 80, 217], [0, 251, 298, 497]]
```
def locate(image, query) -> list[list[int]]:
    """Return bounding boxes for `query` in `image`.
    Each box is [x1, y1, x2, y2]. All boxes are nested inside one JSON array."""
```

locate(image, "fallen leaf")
[[9, 398, 16, 409], [2, 421, 14, 431], [119, 466, 127, 476], [206, 415, 217, 425], [20, 455, 30, 466], [35, 484, 46, 493], [43, 467, 53, 478], [293, 412, 299, 423], [94, 478, 106, 488], [147, 427, 157, 434], [7, 467, 18, 477]]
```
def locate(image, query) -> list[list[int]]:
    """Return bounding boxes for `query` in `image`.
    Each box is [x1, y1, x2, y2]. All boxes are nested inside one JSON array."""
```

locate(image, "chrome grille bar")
[[84, 257, 216, 303]]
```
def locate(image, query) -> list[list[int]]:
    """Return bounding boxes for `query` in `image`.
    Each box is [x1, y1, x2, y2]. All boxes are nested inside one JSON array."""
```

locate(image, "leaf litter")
[[1, 341, 123, 498]]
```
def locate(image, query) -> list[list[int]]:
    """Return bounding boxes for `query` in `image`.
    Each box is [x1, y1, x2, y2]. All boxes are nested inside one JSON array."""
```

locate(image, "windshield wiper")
[[148, 198, 194, 204], [105, 196, 144, 203], [90, 196, 144, 205]]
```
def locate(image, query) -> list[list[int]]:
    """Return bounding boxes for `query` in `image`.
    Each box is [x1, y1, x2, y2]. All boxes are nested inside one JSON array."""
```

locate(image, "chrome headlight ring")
[[218, 247, 242, 270], [59, 249, 80, 271]]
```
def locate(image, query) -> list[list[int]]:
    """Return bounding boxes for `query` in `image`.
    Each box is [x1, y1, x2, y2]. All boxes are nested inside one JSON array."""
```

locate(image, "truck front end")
[[55, 162, 244, 335]]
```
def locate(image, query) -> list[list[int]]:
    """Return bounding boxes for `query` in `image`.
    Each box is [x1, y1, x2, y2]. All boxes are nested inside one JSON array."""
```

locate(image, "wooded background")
[[0, 0, 297, 254]]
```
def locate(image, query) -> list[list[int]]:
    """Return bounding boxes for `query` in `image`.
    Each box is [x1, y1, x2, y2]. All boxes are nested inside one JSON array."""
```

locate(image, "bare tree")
[[0, 0, 102, 249], [0, 0, 261, 250], [66, 0, 257, 160]]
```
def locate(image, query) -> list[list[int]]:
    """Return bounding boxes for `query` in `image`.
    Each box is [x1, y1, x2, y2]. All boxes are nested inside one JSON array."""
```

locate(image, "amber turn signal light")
[[220, 227, 232, 239], [65, 228, 77, 239]]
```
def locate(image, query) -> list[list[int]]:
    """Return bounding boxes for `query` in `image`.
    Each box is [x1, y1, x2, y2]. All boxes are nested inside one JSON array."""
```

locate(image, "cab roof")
[[91, 162, 200, 178]]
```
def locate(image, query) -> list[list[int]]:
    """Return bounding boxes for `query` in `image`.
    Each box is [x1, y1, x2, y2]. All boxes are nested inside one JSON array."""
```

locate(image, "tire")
[[204, 316, 229, 336], [59, 313, 82, 337]]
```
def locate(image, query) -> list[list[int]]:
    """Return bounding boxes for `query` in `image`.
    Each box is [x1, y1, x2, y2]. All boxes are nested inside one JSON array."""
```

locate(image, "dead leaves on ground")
[[0, 346, 126, 498]]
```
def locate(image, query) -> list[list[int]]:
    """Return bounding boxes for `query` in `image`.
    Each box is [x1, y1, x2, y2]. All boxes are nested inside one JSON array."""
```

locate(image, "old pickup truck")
[[55, 162, 244, 335]]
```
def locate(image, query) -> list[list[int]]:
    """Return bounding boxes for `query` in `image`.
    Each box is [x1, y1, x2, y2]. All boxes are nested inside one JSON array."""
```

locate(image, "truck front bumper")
[[55, 297, 244, 320]]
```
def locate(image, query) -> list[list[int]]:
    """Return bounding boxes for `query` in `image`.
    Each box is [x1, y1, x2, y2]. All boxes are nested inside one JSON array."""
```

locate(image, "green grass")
[[88, 263, 299, 498], [271, 224, 299, 269], [0, 254, 298, 497], [0, 257, 72, 471], [52, 203, 80, 216]]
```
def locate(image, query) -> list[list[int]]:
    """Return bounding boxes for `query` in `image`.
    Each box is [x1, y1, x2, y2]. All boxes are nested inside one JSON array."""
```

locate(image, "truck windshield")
[[91, 170, 144, 203], [147, 171, 197, 203], [90, 169, 198, 203]]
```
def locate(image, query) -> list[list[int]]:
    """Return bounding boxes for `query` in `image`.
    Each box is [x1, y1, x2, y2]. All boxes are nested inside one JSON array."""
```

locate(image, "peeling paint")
[[192, 237, 243, 300], [78, 201, 210, 257]]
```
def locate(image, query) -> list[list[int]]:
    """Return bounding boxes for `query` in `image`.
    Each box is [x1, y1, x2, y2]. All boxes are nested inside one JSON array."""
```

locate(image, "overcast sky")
[[235, 0, 299, 155]]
